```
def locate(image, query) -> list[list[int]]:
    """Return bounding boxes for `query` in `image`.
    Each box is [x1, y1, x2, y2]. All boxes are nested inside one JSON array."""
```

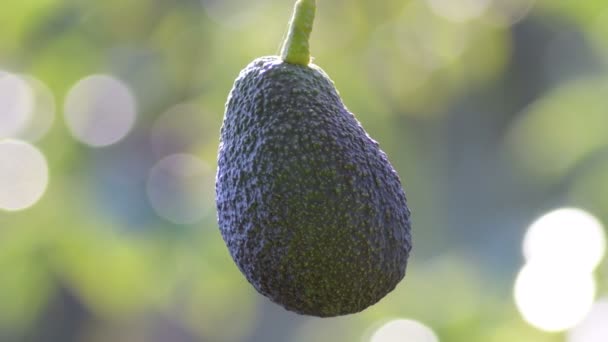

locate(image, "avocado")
[[215, 0, 411, 317]]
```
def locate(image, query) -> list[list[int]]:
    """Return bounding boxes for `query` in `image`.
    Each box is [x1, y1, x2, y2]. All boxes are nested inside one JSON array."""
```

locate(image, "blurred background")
[[1, 0, 608, 341]]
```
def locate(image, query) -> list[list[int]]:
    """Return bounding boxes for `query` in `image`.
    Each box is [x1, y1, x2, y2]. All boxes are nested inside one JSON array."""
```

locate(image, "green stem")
[[280, 0, 316, 66]]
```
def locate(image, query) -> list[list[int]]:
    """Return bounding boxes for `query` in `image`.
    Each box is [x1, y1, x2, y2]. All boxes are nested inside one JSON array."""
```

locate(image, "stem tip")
[[280, 0, 316, 66]]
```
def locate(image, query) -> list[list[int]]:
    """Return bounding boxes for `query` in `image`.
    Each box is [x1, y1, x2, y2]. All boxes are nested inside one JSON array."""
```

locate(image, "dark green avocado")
[[215, 0, 411, 317]]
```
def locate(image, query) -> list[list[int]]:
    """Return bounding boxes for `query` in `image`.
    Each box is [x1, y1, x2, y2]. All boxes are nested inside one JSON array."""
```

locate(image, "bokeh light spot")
[[568, 298, 608, 342], [146, 154, 214, 225], [0, 140, 49, 211], [0, 72, 34, 138], [396, 2, 471, 71], [487, 0, 536, 26], [200, 0, 269, 28], [149, 103, 206, 158], [19, 75, 56, 142], [523, 208, 606, 272], [370, 319, 439, 342], [514, 262, 596, 332], [426, 0, 491, 22], [64, 74, 137, 147]]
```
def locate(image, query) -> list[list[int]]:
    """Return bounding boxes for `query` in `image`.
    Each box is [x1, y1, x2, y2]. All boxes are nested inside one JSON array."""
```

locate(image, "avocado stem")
[[280, 0, 316, 66]]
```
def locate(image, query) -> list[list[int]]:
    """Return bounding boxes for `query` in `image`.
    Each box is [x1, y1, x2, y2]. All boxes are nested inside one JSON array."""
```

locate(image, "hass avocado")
[[216, 0, 412, 317]]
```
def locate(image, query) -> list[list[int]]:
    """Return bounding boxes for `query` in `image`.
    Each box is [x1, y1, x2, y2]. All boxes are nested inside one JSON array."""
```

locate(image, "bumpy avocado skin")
[[216, 56, 412, 317]]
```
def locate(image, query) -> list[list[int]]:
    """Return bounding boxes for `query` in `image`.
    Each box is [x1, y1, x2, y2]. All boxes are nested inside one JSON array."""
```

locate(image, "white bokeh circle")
[[19, 75, 56, 142], [568, 298, 608, 342], [523, 208, 606, 272], [0, 72, 34, 138], [64, 74, 137, 147], [426, 0, 491, 22], [0, 140, 49, 211], [370, 319, 439, 342], [146, 153, 215, 224], [514, 261, 596, 332]]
